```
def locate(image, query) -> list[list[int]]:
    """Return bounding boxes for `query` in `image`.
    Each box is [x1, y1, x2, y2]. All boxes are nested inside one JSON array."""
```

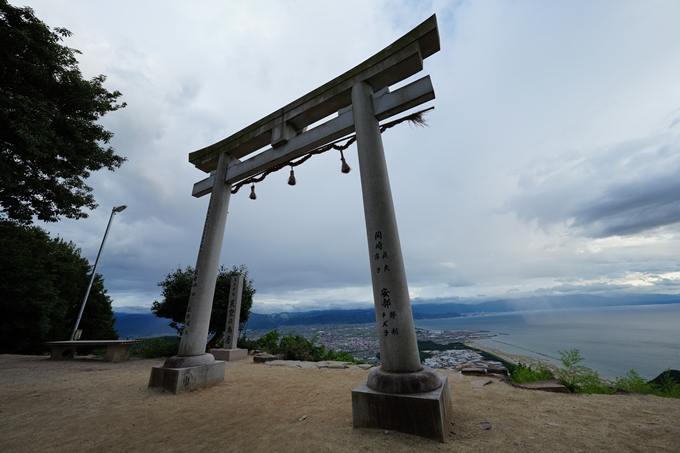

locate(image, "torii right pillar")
[[350, 81, 452, 442]]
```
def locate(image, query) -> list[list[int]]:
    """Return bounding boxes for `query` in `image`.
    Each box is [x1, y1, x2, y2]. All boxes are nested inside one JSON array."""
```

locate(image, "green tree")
[[151, 265, 255, 350], [0, 220, 118, 354], [0, 1, 126, 224], [557, 349, 613, 394]]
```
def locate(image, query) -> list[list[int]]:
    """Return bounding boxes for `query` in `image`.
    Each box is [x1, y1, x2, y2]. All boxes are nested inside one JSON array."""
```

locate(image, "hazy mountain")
[[410, 293, 680, 314], [114, 294, 680, 338], [114, 313, 176, 339]]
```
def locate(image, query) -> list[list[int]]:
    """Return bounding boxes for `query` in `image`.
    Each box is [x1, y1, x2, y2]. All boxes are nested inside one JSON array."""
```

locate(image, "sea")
[[414, 303, 680, 380]]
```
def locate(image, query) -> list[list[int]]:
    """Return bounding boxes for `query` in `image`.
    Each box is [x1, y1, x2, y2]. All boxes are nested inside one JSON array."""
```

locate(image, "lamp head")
[[113, 205, 127, 213]]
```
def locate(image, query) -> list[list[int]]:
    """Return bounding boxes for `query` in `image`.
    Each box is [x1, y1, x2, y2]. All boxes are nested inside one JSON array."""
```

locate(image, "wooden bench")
[[46, 340, 145, 362]]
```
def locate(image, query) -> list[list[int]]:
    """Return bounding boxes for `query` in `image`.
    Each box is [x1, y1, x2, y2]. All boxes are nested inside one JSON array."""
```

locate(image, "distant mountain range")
[[410, 293, 680, 314], [114, 313, 177, 339], [112, 309, 462, 338], [114, 293, 680, 339], [245, 309, 463, 330]]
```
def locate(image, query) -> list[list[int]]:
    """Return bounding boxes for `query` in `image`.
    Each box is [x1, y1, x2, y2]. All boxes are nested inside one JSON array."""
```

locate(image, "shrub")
[[616, 369, 680, 399], [615, 369, 654, 393], [509, 362, 554, 384], [240, 329, 364, 364], [557, 349, 614, 394], [654, 371, 680, 398], [279, 334, 325, 361], [240, 330, 281, 354], [323, 350, 359, 363], [131, 337, 179, 358]]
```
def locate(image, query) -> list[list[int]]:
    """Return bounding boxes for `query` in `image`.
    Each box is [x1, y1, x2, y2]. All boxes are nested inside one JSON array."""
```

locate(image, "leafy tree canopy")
[[0, 1, 126, 224], [151, 265, 256, 350], [0, 220, 118, 354]]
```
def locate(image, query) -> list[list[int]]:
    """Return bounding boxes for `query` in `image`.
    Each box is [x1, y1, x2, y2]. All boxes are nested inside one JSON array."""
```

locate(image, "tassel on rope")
[[287, 166, 296, 186], [340, 150, 351, 174], [229, 107, 433, 195], [249, 184, 257, 200]]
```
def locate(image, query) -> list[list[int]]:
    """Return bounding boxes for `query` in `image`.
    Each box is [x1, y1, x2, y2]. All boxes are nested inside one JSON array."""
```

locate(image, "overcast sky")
[[20, 0, 680, 313]]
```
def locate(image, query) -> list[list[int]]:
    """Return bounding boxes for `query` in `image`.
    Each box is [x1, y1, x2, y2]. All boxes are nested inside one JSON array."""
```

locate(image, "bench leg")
[[105, 344, 133, 362], [50, 346, 76, 360]]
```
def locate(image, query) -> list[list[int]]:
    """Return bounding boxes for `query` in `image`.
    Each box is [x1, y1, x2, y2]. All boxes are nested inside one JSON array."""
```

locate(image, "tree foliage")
[[0, 1, 126, 224], [0, 220, 118, 354], [239, 330, 362, 363], [557, 349, 614, 394], [151, 265, 255, 349], [508, 362, 555, 385]]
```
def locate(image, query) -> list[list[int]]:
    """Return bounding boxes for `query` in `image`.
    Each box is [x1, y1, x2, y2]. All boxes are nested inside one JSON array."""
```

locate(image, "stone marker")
[[209, 274, 248, 361]]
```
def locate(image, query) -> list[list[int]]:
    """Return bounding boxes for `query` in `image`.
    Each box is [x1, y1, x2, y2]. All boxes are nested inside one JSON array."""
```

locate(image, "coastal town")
[[246, 323, 510, 371]]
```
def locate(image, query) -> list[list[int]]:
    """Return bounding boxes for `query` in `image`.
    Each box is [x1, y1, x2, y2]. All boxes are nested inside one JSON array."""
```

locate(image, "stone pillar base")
[[208, 348, 248, 361], [105, 344, 134, 363], [49, 345, 76, 360], [148, 361, 226, 394], [351, 374, 451, 442]]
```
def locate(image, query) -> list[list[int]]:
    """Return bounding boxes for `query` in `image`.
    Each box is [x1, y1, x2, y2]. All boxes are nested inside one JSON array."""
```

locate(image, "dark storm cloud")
[[507, 127, 680, 238], [571, 172, 680, 237]]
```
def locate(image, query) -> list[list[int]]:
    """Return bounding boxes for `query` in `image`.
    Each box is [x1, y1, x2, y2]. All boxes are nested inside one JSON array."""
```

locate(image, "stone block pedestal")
[[351, 374, 451, 442], [148, 361, 226, 394], [208, 348, 248, 361], [49, 344, 76, 360], [104, 344, 135, 362]]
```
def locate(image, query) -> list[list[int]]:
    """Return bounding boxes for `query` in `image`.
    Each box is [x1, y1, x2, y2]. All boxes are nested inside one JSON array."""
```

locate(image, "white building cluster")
[[422, 349, 506, 371]]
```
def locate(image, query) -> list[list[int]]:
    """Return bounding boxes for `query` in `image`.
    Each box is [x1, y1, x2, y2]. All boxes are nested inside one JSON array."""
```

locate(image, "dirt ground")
[[1, 354, 679, 453]]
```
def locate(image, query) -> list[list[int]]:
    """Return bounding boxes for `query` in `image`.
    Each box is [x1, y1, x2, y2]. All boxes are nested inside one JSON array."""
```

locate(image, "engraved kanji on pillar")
[[223, 274, 244, 350]]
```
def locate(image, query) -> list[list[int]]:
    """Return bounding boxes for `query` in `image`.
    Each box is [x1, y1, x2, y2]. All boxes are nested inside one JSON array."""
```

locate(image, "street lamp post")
[[70, 205, 127, 341]]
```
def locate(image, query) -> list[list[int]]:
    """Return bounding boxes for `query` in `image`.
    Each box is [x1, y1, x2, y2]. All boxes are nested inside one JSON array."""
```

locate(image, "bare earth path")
[[1, 354, 678, 452]]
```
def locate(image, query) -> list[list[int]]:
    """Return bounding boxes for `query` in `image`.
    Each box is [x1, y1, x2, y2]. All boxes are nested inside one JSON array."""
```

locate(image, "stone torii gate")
[[149, 15, 451, 442]]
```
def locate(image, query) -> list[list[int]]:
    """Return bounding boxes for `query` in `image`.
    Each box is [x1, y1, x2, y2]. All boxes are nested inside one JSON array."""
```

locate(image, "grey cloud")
[[507, 130, 680, 238], [571, 173, 680, 237], [531, 283, 621, 295], [165, 78, 202, 108], [532, 279, 680, 295], [447, 276, 475, 287]]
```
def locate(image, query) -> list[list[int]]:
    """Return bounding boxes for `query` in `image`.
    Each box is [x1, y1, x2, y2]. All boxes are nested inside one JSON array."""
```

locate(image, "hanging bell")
[[249, 184, 257, 200], [287, 167, 296, 186], [340, 150, 351, 174]]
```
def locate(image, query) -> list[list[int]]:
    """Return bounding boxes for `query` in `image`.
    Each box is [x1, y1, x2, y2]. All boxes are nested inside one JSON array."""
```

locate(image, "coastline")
[[465, 341, 546, 367], [415, 304, 680, 380]]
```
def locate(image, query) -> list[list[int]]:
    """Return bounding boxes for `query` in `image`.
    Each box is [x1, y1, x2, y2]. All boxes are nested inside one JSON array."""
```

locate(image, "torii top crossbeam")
[[189, 15, 440, 197]]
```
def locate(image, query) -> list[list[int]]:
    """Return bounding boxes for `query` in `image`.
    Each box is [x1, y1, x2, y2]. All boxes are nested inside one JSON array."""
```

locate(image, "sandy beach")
[[1, 353, 679, 452], [466, 341, 546, 366]]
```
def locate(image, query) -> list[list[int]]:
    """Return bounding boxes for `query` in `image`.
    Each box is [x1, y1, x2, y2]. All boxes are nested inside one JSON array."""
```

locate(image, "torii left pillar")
[[148, 152, 235, 393]]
